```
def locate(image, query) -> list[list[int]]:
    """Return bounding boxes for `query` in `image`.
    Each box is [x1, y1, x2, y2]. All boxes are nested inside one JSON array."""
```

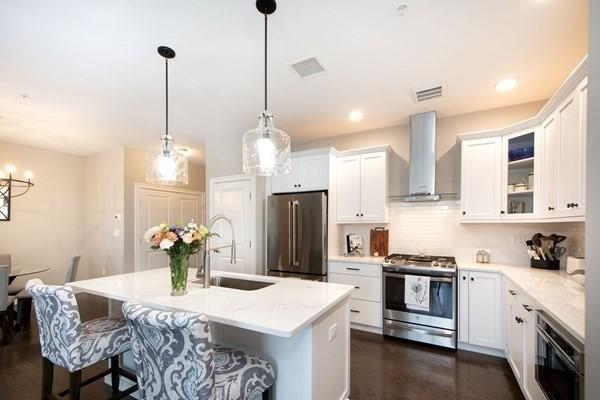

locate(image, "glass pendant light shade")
[[243, 111, 291, 176], [146, 135, 189, 186]]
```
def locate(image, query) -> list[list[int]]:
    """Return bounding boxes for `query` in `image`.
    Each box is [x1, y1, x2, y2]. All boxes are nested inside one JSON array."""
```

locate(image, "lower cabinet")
[[328, 261, 382, 329], [458, 270, 503, 350], [504, 279, 546, 400]]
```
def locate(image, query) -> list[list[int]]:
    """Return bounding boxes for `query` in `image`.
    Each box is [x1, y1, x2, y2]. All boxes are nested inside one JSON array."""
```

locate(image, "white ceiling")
[[0, 0, 588, 163]]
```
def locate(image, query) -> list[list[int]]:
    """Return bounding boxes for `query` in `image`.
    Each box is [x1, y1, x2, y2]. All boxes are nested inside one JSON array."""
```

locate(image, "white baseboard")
[[458, 341, 505, 358], [351, 323, 383, 335]]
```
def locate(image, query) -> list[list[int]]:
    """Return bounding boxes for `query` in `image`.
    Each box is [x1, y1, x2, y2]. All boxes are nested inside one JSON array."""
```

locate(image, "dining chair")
[[14, 255, 81, 331], [26, 279, 138, 400], [123, 301, 275, 400], [0, 264, 16, 343]]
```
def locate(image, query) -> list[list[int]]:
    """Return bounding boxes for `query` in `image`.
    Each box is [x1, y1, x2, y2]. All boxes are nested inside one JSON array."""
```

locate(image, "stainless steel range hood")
[[404, 111, 440, 202]]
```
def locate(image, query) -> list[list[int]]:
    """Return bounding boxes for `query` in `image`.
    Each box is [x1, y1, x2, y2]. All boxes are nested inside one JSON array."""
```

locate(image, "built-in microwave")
[[536, 312, 584, 400]]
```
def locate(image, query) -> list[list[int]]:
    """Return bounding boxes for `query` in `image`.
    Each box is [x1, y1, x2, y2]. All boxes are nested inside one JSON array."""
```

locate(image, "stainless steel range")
[[382, 253, 457, 349]]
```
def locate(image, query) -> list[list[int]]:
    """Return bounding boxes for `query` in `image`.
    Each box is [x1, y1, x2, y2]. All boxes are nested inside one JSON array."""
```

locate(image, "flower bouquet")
[[144, 221, 214, 296]]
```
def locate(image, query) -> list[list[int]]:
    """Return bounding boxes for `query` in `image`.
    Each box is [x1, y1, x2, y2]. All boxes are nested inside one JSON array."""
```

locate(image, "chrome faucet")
[[196, 214, 237, 288]]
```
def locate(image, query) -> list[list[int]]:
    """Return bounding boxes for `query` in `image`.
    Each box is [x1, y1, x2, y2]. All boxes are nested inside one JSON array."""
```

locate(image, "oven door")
[[383, 271, 456, 330], [536, 318, 584, 400]]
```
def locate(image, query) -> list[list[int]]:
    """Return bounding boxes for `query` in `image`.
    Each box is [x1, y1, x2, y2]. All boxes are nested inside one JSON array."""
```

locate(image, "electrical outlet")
[[328, 323, 338, 342]]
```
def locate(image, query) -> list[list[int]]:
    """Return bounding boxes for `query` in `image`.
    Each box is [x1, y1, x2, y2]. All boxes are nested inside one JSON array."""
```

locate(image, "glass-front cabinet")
[[501, 129, 540, 219]]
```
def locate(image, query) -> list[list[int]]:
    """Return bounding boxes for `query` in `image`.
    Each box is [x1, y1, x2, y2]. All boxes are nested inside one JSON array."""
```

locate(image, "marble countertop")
[[328, 255, 385, 265], [459, 262, 585, 343], [68, 269, 354, 338]]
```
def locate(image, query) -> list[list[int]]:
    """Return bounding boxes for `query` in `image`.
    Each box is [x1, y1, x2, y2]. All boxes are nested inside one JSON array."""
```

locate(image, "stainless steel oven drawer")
[[383, 319, 457, 349]]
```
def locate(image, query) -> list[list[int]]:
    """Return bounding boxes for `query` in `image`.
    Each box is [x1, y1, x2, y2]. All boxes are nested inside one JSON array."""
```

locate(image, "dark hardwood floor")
[[351, 330, 524, 400], [1, 295, 523, 400]]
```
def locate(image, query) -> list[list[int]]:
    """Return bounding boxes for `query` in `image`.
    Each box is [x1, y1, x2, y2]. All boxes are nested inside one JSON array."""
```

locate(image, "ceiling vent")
[[288, 56, 327, 79], [413, 81, 447, 102]]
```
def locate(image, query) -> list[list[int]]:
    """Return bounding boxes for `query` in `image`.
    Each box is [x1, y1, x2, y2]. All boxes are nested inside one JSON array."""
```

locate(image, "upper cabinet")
[[337, 148, 388, 223], [459, 58, 588, 223], [460, 137, 502, 220], [270, 150, 331, 194]]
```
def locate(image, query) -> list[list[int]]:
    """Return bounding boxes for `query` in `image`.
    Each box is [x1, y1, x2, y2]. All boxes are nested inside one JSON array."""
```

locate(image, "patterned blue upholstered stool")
[[26, 279, 138, 400], [123, 301, 275, 400]]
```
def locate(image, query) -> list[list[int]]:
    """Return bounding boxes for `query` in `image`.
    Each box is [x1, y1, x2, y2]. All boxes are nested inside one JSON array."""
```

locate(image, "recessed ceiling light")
[[349, 110, 364, 122], [495, 78, 518, 92]]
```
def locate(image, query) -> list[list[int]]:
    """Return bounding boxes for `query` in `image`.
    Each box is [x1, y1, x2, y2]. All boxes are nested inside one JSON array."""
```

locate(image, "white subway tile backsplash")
[[341, 200, 585, 268]]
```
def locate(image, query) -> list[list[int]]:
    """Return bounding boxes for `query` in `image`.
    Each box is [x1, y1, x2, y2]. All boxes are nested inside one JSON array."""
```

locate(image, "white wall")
[[341, 200, 585, 266], [0, 141, 85, 284], [585, 0, 599, 395], [82, 147, 125, 278]]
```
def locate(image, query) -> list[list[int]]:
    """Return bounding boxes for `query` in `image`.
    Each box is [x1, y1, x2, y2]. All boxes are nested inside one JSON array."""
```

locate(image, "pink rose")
[[166, 232, 178, 242]]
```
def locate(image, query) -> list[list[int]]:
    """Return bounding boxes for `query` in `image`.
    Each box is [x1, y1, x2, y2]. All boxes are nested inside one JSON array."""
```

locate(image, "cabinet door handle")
[[470, 277, 474, 282], [462, 276, 466, 280], [350, 309, 360, 313], [356, 213, 359, 217], [346, 267, 360, 271], [567, 203, 572, 208], [573, 203, 579, 208], [508, 290, 517, 296], [548, 206, 555, 211], [515, 316, 523, 324], [500, 210, 506, 215], [462, 211, 466, 215], [360, 213, 364, 217], [522, 304, 533, 312], [354, 286, 360, 289]]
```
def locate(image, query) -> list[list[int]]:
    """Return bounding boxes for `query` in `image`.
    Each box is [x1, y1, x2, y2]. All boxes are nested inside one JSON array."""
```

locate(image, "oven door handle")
[[536, 326, 582, 374], [383, 271, 454, 284]]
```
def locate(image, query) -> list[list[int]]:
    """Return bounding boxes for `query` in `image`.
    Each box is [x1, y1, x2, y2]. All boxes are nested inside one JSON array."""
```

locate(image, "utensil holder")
[[531, 259, 560, 270]]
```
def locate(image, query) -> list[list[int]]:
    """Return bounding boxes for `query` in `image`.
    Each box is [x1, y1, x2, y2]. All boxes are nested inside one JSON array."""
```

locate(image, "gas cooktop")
[[382, 253, 457, 274]]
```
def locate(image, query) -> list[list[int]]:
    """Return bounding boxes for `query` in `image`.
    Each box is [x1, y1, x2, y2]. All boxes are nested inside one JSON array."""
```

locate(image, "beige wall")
[[123, 148, 206, 271], [0, 141, 85, 284], [293, 100, 547, 196], [82, 148, 125, 278]]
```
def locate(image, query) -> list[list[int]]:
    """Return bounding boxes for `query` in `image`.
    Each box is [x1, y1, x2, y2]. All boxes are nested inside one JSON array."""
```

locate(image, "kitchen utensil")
[[369, 227, 389, 257], [554, 246, 567, 259]]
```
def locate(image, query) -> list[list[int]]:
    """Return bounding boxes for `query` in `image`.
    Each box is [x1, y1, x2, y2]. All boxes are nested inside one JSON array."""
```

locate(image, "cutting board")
[[370, 228, 389, 257]]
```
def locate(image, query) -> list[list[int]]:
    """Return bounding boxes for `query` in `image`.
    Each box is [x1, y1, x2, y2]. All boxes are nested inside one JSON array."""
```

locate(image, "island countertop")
[[68, 268, 354, 338]]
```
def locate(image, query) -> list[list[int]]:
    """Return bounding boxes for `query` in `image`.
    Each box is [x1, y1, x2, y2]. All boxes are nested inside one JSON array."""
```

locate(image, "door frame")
[[209, 174, 257, 274], [134, 183, 205, 272]]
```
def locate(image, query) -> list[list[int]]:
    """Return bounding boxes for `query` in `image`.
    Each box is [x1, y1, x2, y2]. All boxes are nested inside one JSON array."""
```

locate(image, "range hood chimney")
[[405, 111, 440, 202]]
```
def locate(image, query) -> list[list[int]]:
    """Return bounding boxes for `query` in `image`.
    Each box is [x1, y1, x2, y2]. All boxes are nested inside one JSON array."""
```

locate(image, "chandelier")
[[0, 164, 34, 221]]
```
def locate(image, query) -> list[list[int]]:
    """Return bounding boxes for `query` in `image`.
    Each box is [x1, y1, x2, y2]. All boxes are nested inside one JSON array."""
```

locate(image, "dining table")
[[8, 265, 50, 285]]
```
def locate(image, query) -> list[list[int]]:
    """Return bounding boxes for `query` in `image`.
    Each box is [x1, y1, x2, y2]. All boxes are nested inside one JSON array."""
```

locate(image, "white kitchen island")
[[68, 269, 354, 400]]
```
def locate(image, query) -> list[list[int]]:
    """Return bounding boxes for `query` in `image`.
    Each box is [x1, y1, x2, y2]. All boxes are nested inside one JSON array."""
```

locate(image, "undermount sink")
[[193, 276, 275, 291]]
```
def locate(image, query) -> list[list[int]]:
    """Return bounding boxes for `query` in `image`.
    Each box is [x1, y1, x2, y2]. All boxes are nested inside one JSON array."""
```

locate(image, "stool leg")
[[41, 357, 54, 400], [110, 355, 120, 393], [69, 369, 82, 400], [262, 386, 273, 400]]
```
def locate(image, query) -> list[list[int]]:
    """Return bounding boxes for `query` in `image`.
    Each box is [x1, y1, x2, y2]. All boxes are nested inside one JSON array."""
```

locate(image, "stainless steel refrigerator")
[[267, 191, 327, 281]]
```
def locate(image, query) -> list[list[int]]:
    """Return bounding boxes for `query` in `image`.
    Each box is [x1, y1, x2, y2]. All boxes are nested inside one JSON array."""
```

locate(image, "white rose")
[[187, 222, 198, 231], [159, 238, 174, 250], [182, 232, 194, 244], [144, 226, 161, 242]]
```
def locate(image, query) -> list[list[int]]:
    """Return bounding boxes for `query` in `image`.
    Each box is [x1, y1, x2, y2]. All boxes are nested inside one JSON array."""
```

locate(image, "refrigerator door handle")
[[293, 200, 299, 266], [288, 200, 293, 267]]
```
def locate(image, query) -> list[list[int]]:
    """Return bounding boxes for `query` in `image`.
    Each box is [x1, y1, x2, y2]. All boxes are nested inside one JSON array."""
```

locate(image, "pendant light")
[[242, 0, 291, 176], [146, 46, 189, 186]]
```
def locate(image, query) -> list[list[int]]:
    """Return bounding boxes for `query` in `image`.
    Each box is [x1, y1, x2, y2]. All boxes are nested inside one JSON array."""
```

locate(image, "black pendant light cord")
[[264, 12, 268, 111], [165, 57, 169, 144]]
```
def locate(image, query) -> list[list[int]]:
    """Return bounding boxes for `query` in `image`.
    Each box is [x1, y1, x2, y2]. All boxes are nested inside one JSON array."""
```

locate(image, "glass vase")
[[169, 254, 190, 296]]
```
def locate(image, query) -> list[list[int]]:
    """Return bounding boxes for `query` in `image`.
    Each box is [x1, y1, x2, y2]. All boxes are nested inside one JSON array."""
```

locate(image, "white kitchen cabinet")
[[336, 150, 388, 223], [458, 270, 503, 350], [328, 260, 382, 329], [541, 113, 560, 217], [270, 152, 329, 194], [555, 78, 587, 218], [460, 137, 502, 220], [504, 279, 545, 400]]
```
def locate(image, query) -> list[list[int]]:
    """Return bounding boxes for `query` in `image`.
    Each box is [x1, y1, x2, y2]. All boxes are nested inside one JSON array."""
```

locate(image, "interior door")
[[137, 187, 204, 271], [210, 176, 254, 274]]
